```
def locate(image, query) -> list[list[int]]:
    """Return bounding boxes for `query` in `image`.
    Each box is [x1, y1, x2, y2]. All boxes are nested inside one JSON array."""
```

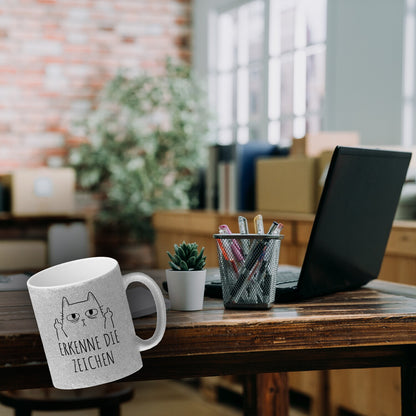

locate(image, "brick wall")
[[0, 0, 192, 173]]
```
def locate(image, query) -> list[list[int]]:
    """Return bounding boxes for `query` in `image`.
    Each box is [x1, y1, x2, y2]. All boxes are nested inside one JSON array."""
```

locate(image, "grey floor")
[[0, 379, 308, 416]]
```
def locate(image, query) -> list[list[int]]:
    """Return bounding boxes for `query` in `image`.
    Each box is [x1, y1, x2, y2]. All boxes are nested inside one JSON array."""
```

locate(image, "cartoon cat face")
[[61, 292, 105, 338]]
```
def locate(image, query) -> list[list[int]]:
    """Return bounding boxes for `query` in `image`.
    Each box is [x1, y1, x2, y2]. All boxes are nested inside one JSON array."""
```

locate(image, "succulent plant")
[[167, 241, 206, 271]]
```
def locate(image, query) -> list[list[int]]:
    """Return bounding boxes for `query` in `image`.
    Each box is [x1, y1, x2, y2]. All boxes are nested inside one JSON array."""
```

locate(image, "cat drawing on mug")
[[54, 292, 114, 340]]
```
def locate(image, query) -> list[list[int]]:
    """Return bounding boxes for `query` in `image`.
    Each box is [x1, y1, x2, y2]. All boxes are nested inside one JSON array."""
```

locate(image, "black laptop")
[[275, 146, 411, 302]]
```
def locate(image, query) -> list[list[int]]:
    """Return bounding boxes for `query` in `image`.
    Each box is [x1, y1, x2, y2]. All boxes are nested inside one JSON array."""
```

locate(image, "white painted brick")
[[66, 64, 93, 77], [22, 40, 62, 56], [68, 8, 90, 21], [0, 0, 192, 169], [70, 99, 92, 113], [23, 133, 65, 148], [0, 86, 20, 99], [44, 78, 69, 91], [0, 110, 19, 121], [93, 1, 115, 12], [116, 22, 163, 36], [45, 64, 63, 77], [67, 32, 89, 44]]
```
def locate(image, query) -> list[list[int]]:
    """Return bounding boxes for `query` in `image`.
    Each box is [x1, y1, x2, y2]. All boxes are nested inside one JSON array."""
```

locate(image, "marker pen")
[[254, 214, 264, 234], [219, 224, 244, 262], [238, 216, 250, 256]]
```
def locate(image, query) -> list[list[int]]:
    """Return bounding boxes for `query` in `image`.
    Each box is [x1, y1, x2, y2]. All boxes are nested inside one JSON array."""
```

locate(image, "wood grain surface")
[[2, 279, 416, 391]]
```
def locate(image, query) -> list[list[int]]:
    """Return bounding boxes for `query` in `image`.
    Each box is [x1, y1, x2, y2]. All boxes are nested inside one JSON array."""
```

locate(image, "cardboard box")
[[256, 156, 318, 213], [317, 150, 334, 200], [0, 240, 47, 272], [291, 131, 360, 157], [0, 168, 75, 216]]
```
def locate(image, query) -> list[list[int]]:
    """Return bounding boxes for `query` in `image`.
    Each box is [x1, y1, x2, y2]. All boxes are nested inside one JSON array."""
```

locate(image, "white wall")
[[325, 0, 405, 145]]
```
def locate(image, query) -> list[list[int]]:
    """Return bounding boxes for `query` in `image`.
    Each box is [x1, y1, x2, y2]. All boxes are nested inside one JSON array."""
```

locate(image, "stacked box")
[[256, 157, 318, 213], [0, 240, 47, 271], [0, 168, 75, 216]]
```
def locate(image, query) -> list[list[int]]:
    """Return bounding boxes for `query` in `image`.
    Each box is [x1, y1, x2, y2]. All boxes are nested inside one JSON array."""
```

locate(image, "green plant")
[[68, 58, 210, 243], [167, 241, 206, 271]]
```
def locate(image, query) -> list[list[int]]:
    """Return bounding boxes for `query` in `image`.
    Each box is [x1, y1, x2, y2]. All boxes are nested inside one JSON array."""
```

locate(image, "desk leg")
[[243, 373, 289, 416], [402, 365, 416, 416]]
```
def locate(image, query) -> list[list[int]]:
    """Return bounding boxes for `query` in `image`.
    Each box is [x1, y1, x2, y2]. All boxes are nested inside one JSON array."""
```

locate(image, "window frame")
[[193, 0, 327, 145]]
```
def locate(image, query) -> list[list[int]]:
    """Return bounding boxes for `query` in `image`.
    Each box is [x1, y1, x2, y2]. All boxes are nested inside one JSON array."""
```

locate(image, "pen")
[[238, 216, 250, 256], [246, 249, 266, 301], [229, 240, 267, 302], [217, 235, 239, 275], [219, 224, 244, 262], [267, 221, 283, 235], [256, 238, 279, 296], [230, 222, 281, 303], [230, 243, 266, 303], [256, 222, 283, 299], [254, 214, 264, 234], [238, 216, 249, 234]]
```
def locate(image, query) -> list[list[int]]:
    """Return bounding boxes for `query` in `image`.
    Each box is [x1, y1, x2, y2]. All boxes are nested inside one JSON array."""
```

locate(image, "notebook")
[[275, 146, 411, 302]]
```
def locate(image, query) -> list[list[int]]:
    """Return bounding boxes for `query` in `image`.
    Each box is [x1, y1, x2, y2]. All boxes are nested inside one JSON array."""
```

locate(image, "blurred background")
[[0, 1, 413, 415]]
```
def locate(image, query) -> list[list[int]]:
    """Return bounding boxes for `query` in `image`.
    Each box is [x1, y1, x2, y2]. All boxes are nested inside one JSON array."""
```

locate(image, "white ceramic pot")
[[165, 269, 207, 311]]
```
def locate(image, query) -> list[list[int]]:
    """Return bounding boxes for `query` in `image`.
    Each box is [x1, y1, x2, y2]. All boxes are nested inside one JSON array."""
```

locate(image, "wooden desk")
[[2, 279, 416, 416], [153, 210, 416, 415]]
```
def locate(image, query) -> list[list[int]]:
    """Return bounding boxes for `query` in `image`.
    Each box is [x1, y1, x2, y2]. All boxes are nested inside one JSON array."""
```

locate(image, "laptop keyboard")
[[276, 265, 301, 287]]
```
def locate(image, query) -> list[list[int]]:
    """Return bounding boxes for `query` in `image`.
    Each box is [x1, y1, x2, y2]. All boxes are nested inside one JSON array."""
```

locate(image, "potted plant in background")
[[166, 241, 206, 311], [68, 59, 210, 269]]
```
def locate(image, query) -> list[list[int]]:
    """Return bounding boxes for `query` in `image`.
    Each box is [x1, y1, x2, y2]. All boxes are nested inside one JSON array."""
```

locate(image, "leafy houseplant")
[[167, 241, 206, 271], [166, 241, 207, 311], [68, 59, 210, 244]]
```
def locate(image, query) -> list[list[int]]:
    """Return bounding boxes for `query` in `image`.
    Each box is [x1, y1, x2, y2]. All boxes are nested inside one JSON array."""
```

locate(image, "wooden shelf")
[[0, 213, 94, 272]]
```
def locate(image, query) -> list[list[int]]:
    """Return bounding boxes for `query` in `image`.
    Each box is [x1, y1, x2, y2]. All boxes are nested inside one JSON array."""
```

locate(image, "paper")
[[0, 273, 31, 291]]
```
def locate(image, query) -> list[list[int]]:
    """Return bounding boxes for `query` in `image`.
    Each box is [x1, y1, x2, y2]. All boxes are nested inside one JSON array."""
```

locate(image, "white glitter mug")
[[27, 257, 166, 389]]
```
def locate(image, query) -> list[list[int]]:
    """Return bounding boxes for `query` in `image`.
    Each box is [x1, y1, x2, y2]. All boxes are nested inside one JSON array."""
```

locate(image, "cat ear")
[[86, 292, 97, 302], [62, 297, 70, 308]]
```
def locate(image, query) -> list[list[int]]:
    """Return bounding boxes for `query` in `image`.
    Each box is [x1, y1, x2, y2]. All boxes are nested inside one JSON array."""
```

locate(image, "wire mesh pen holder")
[[213, 234, 283, 309]]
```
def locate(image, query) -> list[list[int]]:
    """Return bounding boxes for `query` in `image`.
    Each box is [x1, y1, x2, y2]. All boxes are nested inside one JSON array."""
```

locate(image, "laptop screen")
[[298, 146, 411, 298]]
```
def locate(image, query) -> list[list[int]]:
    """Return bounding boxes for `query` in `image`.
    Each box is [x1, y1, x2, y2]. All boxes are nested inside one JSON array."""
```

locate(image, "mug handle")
[[122, 272, 167, 352]]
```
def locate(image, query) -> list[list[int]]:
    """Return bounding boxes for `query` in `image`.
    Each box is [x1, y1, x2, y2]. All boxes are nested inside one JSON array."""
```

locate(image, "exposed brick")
[[0, 0, 192, 171]]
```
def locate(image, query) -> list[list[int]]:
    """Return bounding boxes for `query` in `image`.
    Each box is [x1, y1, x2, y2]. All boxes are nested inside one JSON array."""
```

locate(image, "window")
[[195, 0, 327, 146]]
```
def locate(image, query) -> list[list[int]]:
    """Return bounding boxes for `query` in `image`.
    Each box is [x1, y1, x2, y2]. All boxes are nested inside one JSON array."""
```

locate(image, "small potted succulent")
[[166, 241, 207, 311]]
